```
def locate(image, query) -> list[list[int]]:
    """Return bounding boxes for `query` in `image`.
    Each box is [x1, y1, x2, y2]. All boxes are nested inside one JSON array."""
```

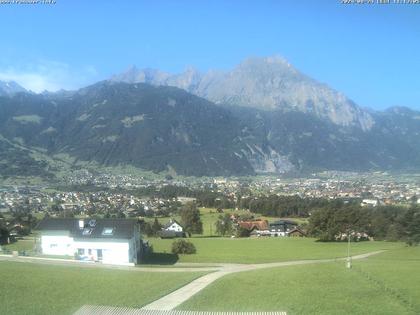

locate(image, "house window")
[[78, 248, 85, 255], [102, 227, 114, 236], [82, 228, 93, 236], [50, 244, 57, 248], [88, 249, 92, 255]]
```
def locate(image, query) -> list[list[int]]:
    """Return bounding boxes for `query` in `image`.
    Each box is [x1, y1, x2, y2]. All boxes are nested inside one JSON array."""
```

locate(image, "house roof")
[[238, 220, 269, 231], [270, 220, 298, 226], [36, 218, 137, 240], [287, 227, 306, 236], [163, 219, 183, 229]]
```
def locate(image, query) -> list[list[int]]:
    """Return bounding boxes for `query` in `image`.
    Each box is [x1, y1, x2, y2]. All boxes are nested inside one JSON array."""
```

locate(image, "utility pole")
[[346, 229, 352, 269]]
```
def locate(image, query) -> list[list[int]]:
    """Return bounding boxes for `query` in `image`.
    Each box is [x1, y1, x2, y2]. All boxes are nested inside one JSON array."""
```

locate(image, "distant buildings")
[[238, 219, 303, 237], [361, 199, 379, 207]]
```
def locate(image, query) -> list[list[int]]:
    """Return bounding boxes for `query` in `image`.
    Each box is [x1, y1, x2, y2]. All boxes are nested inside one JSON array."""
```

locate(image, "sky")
[[0, 0, 419, 110]]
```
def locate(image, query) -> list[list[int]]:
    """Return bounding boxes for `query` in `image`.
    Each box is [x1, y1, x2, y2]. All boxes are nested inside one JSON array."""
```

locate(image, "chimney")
[[79, 219, 84, 229]]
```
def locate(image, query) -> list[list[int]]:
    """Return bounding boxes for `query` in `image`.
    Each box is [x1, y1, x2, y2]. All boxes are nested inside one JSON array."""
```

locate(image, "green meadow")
[[147, 237, 402, 264], [353, 246, 420, 311], [178, 246, 420, 315], [0, 261, 204, 315]]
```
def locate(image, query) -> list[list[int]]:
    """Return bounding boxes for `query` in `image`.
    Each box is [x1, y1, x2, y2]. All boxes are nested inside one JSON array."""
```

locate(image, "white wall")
[[40, 232, 135, 264], [167, 223, 183, 232], [41, 233, 74, 256], [73, 239, 130, 264]]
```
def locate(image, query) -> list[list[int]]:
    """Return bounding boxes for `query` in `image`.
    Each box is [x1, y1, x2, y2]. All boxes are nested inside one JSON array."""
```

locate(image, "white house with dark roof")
[[36, 218, 142, 266], [160, 219, 185, 238], [163, 219, 184, 233]]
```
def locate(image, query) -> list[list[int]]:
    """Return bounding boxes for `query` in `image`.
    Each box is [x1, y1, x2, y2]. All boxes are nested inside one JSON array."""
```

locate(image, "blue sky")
[[0, 0, 419, 110]]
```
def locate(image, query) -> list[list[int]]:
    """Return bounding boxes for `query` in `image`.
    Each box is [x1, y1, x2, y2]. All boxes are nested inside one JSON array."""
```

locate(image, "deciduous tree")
[[180, 202, 203, 235]]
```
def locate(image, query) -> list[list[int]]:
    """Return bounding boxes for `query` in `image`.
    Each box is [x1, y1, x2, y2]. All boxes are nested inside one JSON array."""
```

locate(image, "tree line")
[[307, 201, 420, 245]]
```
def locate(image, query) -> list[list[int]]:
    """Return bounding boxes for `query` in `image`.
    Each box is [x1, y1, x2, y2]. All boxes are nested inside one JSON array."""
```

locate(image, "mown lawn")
[[354, 246, 420, 311], [148, 237, 402, 264], [178, 248, 419, 315], [0, 262, 205, 315]]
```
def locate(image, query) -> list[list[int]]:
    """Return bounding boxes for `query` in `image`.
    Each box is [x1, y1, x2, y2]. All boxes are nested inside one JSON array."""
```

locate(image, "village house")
[[269, 220, 298, 237], [287, 227, 306, 237], [36, 218, 142, 266], [239, 220, 270, 237], [361, 199, 379, 207], [239, 219, 300, 237], [160, 219, 186, 238]]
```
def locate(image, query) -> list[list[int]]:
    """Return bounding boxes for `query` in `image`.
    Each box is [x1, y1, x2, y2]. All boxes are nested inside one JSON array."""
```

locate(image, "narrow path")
[[141, 250, 385, 310]]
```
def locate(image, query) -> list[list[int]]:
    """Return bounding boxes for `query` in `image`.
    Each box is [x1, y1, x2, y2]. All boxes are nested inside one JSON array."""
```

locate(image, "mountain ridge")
[[0, 61, 419, 177], [0, 80, 27, 97], [110, 56, 375, 131]]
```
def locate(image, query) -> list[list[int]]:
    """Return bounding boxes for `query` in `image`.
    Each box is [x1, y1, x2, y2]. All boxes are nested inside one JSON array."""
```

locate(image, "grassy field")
[[0, 261, 205, 315], [147, 237, 402, 264], [178, 246, 420, 315], [353, 246, 420, 311]]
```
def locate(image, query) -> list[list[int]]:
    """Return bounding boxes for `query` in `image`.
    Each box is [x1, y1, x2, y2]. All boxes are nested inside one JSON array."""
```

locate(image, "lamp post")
[[346, 229, 352, 269]]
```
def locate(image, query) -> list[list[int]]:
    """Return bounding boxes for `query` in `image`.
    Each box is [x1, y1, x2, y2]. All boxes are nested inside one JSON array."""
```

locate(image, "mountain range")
[[0, 80, 27, 97], [0, 56, 419, 178], [111, 56, 374, 131]]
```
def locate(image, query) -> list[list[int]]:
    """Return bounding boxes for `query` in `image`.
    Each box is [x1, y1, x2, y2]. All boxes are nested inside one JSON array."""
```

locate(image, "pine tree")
[[152, 217, 162, 236]]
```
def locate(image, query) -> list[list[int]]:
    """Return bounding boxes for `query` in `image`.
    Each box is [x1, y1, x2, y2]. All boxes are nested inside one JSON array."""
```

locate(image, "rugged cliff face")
[[0, 58, 419, 178], [111, 56, 375, 131]]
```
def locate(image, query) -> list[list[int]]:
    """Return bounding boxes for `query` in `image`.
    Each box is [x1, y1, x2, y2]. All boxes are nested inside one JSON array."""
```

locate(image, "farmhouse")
[[36, 218, 142, 266], [245, 219, 301, 237], [160, 219, 186, 238], [269, 220, 298, 237], [164, 219, 184, 233], [238, 220, 269, 231], [287, 227, 306, 237]]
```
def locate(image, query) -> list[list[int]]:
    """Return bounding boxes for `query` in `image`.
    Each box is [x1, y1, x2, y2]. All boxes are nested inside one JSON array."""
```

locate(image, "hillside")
[[0, 82, 258, 176], [0, 77, 419, 178]]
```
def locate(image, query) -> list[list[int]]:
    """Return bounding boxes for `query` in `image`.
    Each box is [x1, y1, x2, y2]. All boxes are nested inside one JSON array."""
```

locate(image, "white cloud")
[[0, 60, 99, 93]]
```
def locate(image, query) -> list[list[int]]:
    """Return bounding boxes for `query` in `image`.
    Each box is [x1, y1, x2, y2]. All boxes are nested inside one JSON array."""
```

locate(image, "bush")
[[171, 239, 196, 255]]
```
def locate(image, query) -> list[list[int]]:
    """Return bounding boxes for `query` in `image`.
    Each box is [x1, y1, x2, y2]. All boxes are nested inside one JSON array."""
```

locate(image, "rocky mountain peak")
[[0, 80, 27, 96], [110, 55, 375, 131]]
